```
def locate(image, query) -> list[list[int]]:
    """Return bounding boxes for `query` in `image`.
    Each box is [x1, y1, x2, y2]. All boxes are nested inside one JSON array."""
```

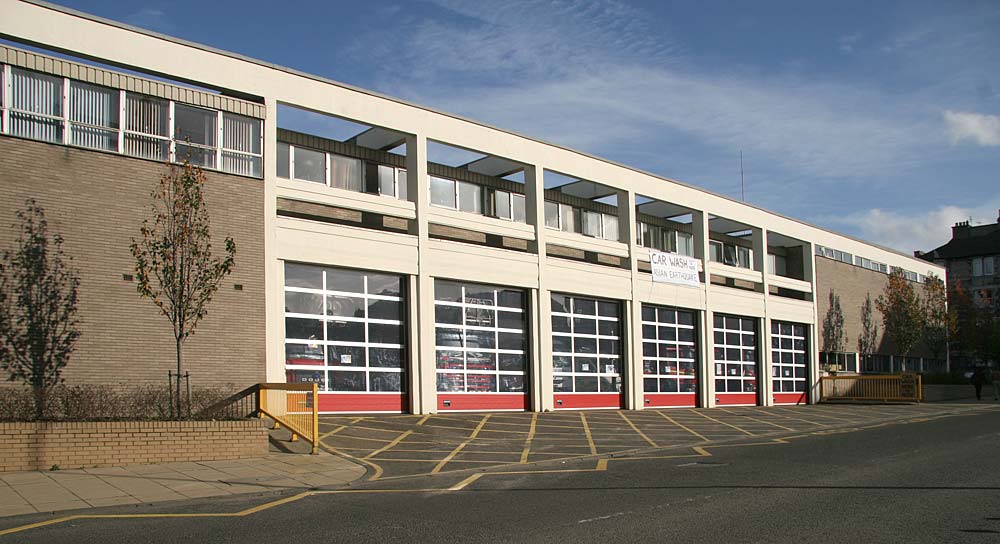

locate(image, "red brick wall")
[[0, 136, 265, 388], [0, 420, 268, 471]]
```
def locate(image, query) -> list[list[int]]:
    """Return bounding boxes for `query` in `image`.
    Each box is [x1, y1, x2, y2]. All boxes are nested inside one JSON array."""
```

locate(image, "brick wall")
[[815, 256, 930, 357], [0, 420, 269, 471], [0, 136, 265, 388]]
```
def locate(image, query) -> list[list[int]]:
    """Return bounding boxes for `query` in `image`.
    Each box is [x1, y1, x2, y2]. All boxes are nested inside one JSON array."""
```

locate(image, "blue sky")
[[47, 0, 1000, 252]]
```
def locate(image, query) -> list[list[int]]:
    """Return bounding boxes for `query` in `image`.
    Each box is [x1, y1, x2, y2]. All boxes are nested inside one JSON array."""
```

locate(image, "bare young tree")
[[822, 289, 845, 353], [0, 200, 81, 419], [857, 292, 879, 370], [131, 163, 235, 418]]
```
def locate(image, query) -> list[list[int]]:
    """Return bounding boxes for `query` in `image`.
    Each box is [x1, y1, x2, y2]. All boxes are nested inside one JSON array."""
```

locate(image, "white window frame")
[[973, 257, 984, 277], [770, 321, 807, 396], [641, 304, 698, 395], [6, 67, 65, 144], [713, 314, 758, 395], [551, 295, 622, 395]]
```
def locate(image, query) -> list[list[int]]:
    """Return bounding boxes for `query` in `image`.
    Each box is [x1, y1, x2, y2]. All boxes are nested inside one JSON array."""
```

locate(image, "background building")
[[0, 0, 943, 413]]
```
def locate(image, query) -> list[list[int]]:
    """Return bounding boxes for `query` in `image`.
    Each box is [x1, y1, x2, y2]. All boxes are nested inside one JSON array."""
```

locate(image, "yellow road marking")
[[619, 411, 658, 447], [580, 412, 598, 455], [449, 473, 484, 491], [690, 409, 754, 435], [319, 443, 384, 481], [655, 411, 708, 441], [415, 414, 431, 426], [717, 408, 795, 432], [432, 414, 492, 474], [751, 409, 828, 427], [520, 412, 538, 464], [318, 426, 347, 440], [363, 430, 414, 459]]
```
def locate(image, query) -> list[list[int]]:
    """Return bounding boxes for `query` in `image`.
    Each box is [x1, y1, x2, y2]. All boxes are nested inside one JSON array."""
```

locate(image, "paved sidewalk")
[[0, 449, 365, 518]]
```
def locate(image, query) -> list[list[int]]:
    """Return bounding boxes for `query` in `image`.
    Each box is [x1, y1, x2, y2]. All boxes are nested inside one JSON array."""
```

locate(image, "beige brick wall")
[[0, 420, 268, 471], [815, 256, 929, 357], [0, 136, 265, 388]]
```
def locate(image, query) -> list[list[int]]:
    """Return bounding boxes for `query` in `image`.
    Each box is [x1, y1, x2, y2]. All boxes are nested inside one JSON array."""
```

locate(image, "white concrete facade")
[[0, 0, 945, 413]]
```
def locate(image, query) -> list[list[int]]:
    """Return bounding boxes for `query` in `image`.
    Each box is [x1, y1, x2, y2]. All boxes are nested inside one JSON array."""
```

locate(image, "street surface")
[[2, 403, 999, 543]]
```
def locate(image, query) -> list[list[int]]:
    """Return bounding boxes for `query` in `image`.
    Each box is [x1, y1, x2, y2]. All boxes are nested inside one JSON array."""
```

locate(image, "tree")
[[0, 200, 81, 419], [951, 280, 996, 366], [857, 292, 879, 371], [131, 162, 235, 418], [822, 289, 845, 353], [921, 273, 954, 365], [876, 268, 924, 361]]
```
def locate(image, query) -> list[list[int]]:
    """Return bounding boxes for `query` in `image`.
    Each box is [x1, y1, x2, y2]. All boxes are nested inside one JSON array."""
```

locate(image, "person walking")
[[972, 366, 988, 401], [992, 367, 1000, 401]]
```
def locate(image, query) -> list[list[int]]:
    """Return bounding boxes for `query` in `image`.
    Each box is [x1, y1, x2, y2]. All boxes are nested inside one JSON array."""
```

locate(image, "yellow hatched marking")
[[520, 412, 538, 464], [618, 411, 658, 447], [751, 409, 828, 427], [431, 414, 492, 474], [363, 430, 414, 459], [415, 414, 431, 426], [690, 409, 754, 435], [580, 412, 598, 455], [717, 408, 795, 432], [450, 473, 485, 491], [656, 411, 707, 441], [319, 443, 384, 480], [318, 425, 347, 440]]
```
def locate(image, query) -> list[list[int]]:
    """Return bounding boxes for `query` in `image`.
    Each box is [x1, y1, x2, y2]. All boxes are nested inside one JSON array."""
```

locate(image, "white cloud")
[[123, 7, 174, 34], [838, 33, 860, 54], [943, 110, 1000, 147], [831, 200, 1000, 253]]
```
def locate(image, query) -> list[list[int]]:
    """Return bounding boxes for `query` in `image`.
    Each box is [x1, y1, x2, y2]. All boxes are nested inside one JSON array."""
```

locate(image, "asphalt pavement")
[[2, 402, 999, 543]]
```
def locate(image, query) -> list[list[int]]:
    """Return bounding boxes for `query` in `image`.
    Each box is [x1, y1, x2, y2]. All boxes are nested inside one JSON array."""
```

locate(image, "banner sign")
[[649, 249, 701, 287]]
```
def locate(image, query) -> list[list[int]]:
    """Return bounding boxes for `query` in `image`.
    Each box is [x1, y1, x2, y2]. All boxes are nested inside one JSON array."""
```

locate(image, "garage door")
[[713, 314, 759, 406], [551, 293, 624, 409], [642, 304, 699, 408], [771, 321, 808, 405]]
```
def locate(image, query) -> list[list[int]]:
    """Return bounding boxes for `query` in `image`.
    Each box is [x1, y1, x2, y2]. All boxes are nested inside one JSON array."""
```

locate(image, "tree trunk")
[[33, 385, 45, 421], [175, 337, 183, 420]]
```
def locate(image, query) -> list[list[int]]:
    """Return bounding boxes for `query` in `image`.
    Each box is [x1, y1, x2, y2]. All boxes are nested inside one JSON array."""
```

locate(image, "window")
[[602, 214, 619, 242], [284, 263, 406, 393], [222, 112, 262, 177], [767, 254, 787, 276], [710, 240, 751, 269], [551, 294, 622, 394], [972, 257, 993, 277], [9, 67, 63, 143], [173, 103, 217, 168], [330, 154, 363, 192], [560, 204, 578, 233], [676, 232, 693, 256], [457, 181, 481, 213], [124, 94, 169, 161], [276, 142, 290, 178], [434, 281, 527, 394], [293, 146, 326, 183], [377, 164, 407, 200], [69, 81, 118, 152], [820, 351, 857, 373], [511, 194, 526, 223], [713, 314, 757, 394], [430, 176, 456, 208], [642, 305, 698, 395], [2, 64, 263, 177], [771, 321, 808, 395], [544, 201, 560, 229]]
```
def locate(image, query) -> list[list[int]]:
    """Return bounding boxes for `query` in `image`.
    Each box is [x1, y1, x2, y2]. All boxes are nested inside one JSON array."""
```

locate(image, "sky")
[[41, 0, 1000, 253]]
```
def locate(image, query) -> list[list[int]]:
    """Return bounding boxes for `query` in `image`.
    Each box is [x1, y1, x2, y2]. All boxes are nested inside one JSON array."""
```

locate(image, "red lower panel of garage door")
[[773, 392, 807, 405], [317, 393, 407, 413], [437, 393, 528, 411], [715, 392, 758, 406], [644, 393, 697, 408], [554, 393, 623, 409]]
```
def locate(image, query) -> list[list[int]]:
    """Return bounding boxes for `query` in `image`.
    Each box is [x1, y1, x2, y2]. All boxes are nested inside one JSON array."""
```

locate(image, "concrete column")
[[756, 228, 773, 407], [263, 98, 284, 383], [619, 190, 642, 410], [805, 242, 822, 404], [525, 165, 554, 411], [405, 134, 436, 414], [692, 210, 715, 408]]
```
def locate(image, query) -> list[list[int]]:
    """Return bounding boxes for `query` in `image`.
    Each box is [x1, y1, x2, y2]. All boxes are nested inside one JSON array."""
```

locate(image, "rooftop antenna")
[[740, 150, 746, 202]]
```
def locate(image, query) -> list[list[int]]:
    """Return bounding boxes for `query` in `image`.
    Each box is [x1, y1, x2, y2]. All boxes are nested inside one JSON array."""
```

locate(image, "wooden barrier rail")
[[820, 374, 922, 403]]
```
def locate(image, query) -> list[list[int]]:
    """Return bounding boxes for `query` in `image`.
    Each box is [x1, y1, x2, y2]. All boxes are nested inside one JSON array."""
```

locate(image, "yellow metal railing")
[[258, 383, 319, 454], [820, 373, 922, 403]]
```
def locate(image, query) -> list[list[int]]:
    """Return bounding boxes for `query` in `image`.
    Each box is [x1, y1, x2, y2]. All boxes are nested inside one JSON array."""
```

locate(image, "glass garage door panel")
[[434, 280, 528, 393], [283, 263, 406, 393], [551, 294, 622, 394], [771, 321, 808, 397], [641, 305, 698, 394], [713, 314, 758, 395]]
